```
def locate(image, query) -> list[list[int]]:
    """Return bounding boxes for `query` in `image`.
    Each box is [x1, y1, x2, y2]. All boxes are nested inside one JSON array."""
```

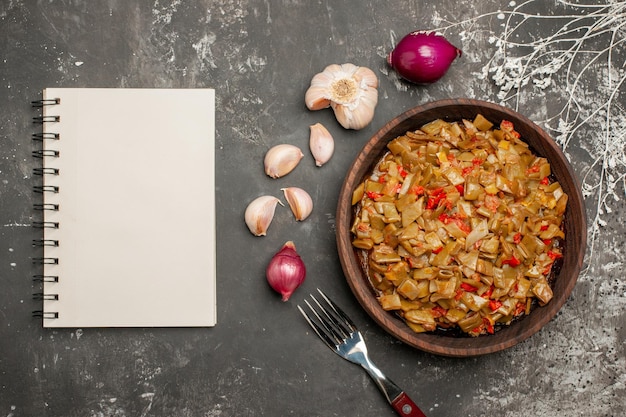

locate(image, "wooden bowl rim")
[[336, 98, 587, 357]]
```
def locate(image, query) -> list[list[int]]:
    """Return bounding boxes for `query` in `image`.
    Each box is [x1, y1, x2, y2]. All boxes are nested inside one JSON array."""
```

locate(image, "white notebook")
[[33, 88, 216, 327]]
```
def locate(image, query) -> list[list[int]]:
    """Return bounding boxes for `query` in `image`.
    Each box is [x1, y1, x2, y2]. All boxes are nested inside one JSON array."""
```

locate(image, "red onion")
[[266, 241, 306, 301], [387, 31, 462, 84]]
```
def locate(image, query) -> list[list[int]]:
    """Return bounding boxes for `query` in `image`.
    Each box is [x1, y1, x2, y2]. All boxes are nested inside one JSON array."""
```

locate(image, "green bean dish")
[[350, 115, 568, 337]]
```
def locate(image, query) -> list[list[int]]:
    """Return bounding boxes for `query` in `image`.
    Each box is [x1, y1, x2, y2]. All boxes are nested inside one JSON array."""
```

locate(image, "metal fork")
[[298, 289, 428, 417]]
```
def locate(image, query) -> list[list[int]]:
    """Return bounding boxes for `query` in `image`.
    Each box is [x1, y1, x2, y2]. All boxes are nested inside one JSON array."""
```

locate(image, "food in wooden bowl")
[[336, 99, 586, 357]]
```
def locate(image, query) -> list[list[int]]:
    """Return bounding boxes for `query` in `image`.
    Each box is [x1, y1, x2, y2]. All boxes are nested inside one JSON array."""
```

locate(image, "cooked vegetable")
[[351, 115, 567, 337], [387, 31, 462, 84]]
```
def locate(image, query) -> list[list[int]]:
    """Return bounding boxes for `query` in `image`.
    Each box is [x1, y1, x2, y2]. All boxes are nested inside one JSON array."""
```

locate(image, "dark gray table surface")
[[1, 1, 624, 416]]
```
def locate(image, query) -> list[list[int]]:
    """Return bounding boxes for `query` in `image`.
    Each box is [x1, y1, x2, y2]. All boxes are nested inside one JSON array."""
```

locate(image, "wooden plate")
[[336, 98, 587, 357]]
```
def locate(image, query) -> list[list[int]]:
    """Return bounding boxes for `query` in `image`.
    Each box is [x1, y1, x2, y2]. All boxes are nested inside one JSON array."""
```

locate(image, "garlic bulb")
[[244, 195, 283, 236], [305, 63, 379, 130], [264, 144, 304, 178], [309, 123, 334, 167], [282, 187, 313, 221]]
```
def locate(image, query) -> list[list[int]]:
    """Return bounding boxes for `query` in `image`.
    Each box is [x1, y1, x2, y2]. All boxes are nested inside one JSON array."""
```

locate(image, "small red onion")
[[266, 241, 306, 301], [387, 31, 462, 84]]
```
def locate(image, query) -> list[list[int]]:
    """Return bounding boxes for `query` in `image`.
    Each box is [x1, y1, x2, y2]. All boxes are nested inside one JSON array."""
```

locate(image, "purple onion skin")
[[387, 31, 462, 84], [266, 241, 306, 302]]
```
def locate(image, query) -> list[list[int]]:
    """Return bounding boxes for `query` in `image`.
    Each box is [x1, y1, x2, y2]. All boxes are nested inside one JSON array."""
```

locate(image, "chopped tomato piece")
[[547, 250, 563, 260], [410, 185, 425, 196], [526, 165, 540, 174], [438, 213, 471, 234], [366, 191, 383, 200], [501, 120, 514, 130], [432, 305, 447, 318], [500, 120, 520, 139], [462, 166, 474, 176], [514, 302, 526, 316], [483, 317, 495, 334], [502, 255, 521, 267], [482, 285, 494, 298], [426, 188, 447, 210], [489, 300, 502, 312], [460, 282, 478, 293]]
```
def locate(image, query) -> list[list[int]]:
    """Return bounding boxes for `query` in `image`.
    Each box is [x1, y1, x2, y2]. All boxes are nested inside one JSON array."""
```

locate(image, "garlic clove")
[[309, 122, 334, 167], [305, 63, 379, 130], [264, 144, 304, 179], [353, 65, 379, 88], [332, 93, 376, 131], [281, 187, 313, 221], [305, 65, 340, 110], [244, 195, 283, 236], [304, 85, 332, 111]]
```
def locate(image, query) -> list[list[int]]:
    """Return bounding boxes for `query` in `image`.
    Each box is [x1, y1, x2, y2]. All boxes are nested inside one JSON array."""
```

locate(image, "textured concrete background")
[[1, 1, 624, 416]]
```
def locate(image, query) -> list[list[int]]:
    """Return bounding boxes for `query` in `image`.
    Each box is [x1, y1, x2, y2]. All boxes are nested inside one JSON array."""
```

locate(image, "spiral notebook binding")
[[31, 98, 60, 107], [32, 149, 60, 159], [32, 132, 60, 141], [33, 221, 59, 228], [33, 168, 60, 176], [33, 275, 59, 283], [32, 239, 59, 247], [32, 257, 59, 265], [33, 204, 60, 211], [33, 115, 60, 124], [33, 293, 59, 301], [33, 185, 60, 193], [32, 311, 59, 319], [32, 96, 61, 322], [33, 274, 59, 282]]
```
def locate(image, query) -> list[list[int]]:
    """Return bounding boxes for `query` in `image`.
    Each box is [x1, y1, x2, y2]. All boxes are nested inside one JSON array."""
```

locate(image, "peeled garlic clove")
[[281, 187, 313, 221], [309, 123, 334, 167], [305, 63, 379, 130], [244, 195, 283, 236], [264, 144, 304, 178]]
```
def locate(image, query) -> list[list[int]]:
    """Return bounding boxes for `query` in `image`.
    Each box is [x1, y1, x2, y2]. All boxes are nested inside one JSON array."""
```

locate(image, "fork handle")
[[391, 392, 428, 417], [359, 357, 428, 417]]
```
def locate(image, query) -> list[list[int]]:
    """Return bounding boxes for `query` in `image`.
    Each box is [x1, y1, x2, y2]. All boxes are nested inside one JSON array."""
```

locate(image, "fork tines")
[[297, 289, 356, 349]]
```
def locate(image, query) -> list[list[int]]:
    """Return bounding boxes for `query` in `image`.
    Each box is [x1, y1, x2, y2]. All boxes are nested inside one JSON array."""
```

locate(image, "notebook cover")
[[38, 88, 216, 327]]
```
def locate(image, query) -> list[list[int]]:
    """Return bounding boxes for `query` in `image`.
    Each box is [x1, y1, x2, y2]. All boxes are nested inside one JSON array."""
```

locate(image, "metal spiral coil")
[[32, 97, 61, 322]]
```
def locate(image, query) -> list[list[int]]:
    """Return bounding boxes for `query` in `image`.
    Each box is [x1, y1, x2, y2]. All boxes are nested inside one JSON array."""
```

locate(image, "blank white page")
[[39, 88, 216, 327]]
